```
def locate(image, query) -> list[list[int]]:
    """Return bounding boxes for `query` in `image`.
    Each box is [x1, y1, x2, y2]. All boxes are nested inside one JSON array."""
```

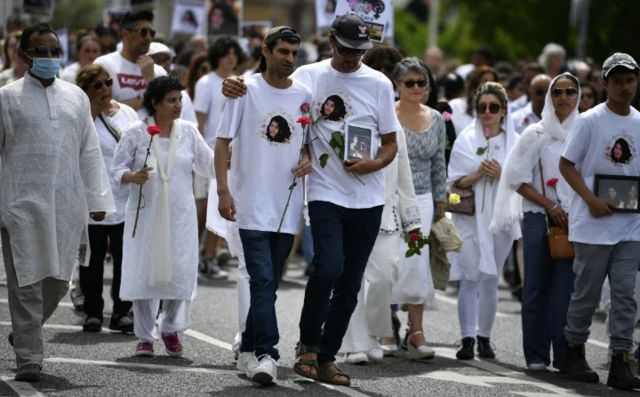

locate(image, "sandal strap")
[[295, 342, 318, 356], [408, 330, 424, 339], [294, 358, 317, 367], [320, 362, 351, 381]]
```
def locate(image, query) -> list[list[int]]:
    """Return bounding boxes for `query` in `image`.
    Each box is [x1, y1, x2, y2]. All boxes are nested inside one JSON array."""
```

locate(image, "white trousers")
[[231, 233, 250, 349], [341, 234, 400, 353], [458, 277, 499, 338], [133, 299, 190, 343]]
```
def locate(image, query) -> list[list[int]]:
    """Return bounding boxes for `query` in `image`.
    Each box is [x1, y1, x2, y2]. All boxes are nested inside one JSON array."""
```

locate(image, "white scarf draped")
[[490, 73, 581, 232], [146, 116, 178, 287], [447, 103, 519, 277]]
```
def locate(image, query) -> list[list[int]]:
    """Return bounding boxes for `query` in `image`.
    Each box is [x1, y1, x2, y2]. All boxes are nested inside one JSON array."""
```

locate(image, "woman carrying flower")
[[111, 76, 215, 357], [75, 64, 138, 333], [447, 82, 521, 360], [491, 73, 580, 371]]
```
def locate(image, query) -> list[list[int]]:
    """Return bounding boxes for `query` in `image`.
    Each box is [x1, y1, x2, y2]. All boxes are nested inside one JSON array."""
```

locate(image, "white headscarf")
[[490, 72, 581, 232]]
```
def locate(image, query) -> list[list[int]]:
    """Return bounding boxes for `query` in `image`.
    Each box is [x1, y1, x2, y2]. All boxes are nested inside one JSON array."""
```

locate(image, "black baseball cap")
[[331, 14, 373, 50], [602, 53, 639, 78]]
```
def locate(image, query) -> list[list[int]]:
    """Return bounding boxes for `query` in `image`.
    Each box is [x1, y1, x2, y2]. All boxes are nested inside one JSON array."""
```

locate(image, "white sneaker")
[[527, 363, 548, 371], [209, 261, 229, 280], [252, 354, 277, 385], [237, 352, 259, 377], [345, 352, 369, 365], [367, 337, 383, 361]]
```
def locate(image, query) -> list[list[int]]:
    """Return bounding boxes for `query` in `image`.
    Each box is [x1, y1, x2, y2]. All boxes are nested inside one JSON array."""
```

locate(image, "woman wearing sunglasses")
[[111, 76, 215, 357], [579, 81, 597, 113], [390, 57, 448, 360], [491, 73, 580, 371], [75, 64, 138, 333], [447, 82, 521, 360]]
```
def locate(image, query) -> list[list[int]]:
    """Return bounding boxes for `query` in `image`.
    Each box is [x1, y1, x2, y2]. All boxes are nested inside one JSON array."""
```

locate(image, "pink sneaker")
[[161, 332, 184, 357], [135, 341, 154, 357]]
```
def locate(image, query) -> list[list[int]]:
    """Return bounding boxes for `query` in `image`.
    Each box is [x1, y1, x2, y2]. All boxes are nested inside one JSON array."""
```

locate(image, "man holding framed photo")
[[559, 53, 640, 390]]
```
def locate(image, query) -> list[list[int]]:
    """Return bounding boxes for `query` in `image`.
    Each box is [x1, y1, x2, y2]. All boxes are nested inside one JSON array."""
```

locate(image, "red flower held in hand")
[[546, 178, 559, 188], [147, 126, 161, 135], [300, 103, 311, 113], [410, 233, 420, 243], [297, 116, 312, 126]]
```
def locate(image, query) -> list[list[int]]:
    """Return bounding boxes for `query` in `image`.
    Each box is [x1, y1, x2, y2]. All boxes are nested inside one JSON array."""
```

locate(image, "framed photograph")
[[594, 174, 640, 213], [344, 122, 373, 161]]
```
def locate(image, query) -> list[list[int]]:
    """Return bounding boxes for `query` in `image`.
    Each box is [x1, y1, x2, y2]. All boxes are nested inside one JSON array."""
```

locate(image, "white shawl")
[[447, 103, 519, 278], [490, 73, 581, 232]]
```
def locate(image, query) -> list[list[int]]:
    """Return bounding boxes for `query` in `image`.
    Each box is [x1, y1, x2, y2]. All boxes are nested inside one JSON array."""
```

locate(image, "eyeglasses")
[[402, 79, 428, 88], [334, 42, 365, 56], [91, 78, 113, 90], [199, 65, 210, 73], [534, 88, 546, 97], [550, 87, 579, 98], [127, 27, 156, 38], [476, 103, 503, 114], [582, 93, 594, 99], [25, 46, 63, 58]]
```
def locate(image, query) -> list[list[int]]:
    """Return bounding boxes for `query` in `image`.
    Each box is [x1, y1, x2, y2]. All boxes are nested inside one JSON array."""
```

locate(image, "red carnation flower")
[[546, 178, 559, 188], [147, 126, 161, 135], [297, 116, 312, 126]]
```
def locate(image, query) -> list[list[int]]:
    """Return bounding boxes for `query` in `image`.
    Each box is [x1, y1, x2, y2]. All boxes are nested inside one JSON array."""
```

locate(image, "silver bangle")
[[549, 204, 559, 212]]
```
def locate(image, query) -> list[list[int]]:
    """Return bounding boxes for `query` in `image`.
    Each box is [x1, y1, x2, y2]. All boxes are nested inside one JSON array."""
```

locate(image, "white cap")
[[147, 42, 176, 58]]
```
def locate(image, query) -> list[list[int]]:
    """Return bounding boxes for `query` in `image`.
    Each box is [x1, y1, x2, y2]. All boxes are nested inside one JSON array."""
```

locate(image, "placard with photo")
[[344, 122, 373, 161], [207, 0, 242, 37], [594, 174, 640, 213], [171, 1, 206, 37]]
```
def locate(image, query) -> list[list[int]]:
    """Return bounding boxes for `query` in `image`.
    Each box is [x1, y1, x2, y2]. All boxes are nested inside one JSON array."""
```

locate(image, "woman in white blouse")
[[447, 82, 521, 360], [492, 73, 580, 371], [76, 64, 138, 333], [111, 76, 215, 357]]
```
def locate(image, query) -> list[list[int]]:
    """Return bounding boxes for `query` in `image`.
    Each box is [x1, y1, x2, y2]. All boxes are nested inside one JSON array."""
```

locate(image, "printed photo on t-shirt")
[[604, 133, 636, 166], [259, 111, 296, 145], [314, 90, 354, 122]]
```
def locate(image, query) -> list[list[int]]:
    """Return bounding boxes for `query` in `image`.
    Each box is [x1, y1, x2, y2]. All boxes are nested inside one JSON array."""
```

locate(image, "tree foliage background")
[[395, 0, 640, 64]]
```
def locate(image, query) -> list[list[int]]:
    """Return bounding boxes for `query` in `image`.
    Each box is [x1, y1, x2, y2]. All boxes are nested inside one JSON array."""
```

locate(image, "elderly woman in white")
[[491, 73, 580, 371], [447, 82, 521, 360], [111, 76, 215, 357]]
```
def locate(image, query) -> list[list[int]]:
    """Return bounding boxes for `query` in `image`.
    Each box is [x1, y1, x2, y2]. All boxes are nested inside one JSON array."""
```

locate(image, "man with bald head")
[[424, 46, 444, 79], [512, 74, 551, 133]]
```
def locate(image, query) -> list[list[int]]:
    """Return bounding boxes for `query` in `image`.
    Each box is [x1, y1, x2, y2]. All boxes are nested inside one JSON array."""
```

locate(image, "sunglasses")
[[199, 65, 210, 73], [582, 93, 594, 99], [534, 88, 546, 97], [550, 87, 579, 98], [334, 42, 365, 56], [403, 79, 428, 88], [128, 27, 156, 38], [91, 78, 113, 90], [25, 45, 63, 57], [476, 103, 503, 114]]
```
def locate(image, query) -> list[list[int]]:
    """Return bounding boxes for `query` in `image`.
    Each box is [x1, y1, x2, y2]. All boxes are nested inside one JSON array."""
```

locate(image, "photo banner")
[[317, 0, 392, 43], [22, 0, 55, 20], [171, 0, 206, 38], [207, 0, 243, 37]]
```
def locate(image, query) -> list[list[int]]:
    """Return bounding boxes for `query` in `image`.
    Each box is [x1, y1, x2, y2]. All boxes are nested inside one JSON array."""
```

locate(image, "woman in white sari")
[[111, 76, 215, 357], [491, 73, 580, 371], [447, 82, 521, 360]]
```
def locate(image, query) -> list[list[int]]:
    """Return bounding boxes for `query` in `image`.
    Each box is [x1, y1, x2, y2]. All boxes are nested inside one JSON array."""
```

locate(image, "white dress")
[[111, 119, 215, 300]]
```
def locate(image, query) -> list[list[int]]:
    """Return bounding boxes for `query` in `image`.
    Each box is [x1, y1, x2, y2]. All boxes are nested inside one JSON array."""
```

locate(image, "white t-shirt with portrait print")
[[94, 52, 168, 119], [216, 73, 313, 235], [292, 59, 402, 209], [562, 103, 640, 244]]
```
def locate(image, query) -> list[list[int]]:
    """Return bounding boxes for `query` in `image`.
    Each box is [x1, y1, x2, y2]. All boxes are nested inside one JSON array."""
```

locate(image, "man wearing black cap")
[[215, 26, 313, 386], [222, 14, 398, 386], [559, 53, 640, 389]]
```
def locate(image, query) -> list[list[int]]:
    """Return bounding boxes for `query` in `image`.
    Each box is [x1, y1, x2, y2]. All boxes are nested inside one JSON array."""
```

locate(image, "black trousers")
[[80, 223, 131, 322]]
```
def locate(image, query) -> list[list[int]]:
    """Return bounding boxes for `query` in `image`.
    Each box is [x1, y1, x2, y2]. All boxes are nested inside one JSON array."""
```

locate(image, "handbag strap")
[[538, 159, 546, 198], [98, 114, 120, 143]]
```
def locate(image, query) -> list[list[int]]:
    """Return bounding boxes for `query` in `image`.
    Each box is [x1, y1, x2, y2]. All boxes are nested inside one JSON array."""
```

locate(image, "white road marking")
[[183, 329, 233, 351], [431, 348, 584, 396], [44, 357, 240, 376], [0, 298, 73, 308], [0, 375, 45, 397]]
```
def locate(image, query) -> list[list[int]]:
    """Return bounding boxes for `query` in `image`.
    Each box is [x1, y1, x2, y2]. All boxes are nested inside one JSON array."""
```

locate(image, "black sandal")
[[317, 361, 351, 386], [83, 317, 102, 333], [293, 342, 319, 380], [109, 314, 134, 334]]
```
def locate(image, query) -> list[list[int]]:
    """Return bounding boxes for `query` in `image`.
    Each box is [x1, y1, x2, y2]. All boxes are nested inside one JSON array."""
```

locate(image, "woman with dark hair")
[[111, 76, 215, 357], [208, 2, 238, 36], [265, 115, 292, 143], [449, 66, 499, 137], [186, 53, 211, 100], [610, 138, 632, 164], [579, 81, 597, 113], [320, 94, 347, 121], [61, 34, 100, 83]]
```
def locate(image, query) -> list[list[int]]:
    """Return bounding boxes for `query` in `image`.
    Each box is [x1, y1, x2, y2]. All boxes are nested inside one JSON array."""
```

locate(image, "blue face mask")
[[29, 57, 61, 79]]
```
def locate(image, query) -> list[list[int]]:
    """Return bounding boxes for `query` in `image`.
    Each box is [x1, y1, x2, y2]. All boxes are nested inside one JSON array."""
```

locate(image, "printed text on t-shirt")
[[118, 73, 147, 90]]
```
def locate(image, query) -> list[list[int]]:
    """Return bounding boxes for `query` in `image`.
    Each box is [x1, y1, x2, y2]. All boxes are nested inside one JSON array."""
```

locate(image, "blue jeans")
[[239, 229, 294, 360], [299, 201, 383, 364], [521, 212, 575, 368]]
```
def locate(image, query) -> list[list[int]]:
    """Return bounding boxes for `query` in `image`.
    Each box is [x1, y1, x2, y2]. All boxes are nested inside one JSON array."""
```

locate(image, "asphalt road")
[[0, 259, 636, 397]]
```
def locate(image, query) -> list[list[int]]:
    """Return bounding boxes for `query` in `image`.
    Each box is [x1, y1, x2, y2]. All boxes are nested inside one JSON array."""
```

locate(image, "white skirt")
[[391, 193, 437, 310]]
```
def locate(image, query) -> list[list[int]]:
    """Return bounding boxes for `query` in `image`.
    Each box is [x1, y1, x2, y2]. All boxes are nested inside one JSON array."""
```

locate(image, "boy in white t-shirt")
[[214, 27, 312, 386], [94, 9, 167, 119], [559, 53, 640, 390]]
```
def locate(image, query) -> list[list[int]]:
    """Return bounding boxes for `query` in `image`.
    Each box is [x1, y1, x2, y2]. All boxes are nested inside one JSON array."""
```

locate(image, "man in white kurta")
[[0, 23, 115, 382]]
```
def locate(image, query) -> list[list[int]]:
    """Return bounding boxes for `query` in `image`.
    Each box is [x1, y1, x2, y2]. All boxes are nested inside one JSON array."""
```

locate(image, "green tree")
[[49, 0, 103, 32]]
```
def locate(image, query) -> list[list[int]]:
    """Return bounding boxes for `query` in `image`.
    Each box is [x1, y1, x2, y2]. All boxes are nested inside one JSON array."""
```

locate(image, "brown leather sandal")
[[293, 343, 319, 380], [317, 361, 351, 386]]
